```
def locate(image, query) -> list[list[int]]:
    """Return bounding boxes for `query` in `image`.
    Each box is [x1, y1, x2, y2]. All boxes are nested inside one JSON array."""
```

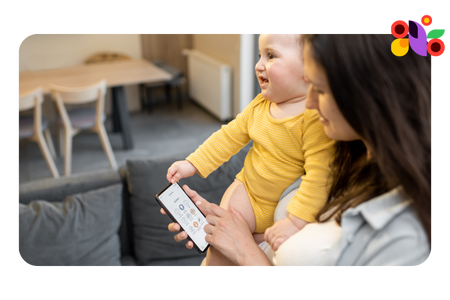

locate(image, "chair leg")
[[36, 132, 59, 178], [97, 124, 117, 170], [59, 125, 65, 156], [44, 128, 56, 158], [64, 128, 72, 176]]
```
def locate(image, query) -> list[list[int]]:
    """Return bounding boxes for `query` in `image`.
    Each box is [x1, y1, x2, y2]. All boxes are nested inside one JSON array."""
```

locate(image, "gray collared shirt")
[[321, 188, 430, 265]]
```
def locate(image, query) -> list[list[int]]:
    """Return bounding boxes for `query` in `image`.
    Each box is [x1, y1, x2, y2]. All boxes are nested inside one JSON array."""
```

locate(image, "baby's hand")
[[264, 216, 307, 252], [167, 160, 198, 183]]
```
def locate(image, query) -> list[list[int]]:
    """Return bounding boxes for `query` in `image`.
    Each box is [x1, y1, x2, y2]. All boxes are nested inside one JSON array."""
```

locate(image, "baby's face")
[[256, 34, 309, 103]]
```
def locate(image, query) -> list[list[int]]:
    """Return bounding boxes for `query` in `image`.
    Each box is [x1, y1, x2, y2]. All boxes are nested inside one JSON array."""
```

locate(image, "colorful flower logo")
[[388, 12, 448, 59]]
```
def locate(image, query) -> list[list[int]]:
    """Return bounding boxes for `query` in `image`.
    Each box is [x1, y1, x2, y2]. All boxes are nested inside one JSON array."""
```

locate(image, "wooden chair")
[[19, 87, 59, 178], [50, 80, 117, 176]]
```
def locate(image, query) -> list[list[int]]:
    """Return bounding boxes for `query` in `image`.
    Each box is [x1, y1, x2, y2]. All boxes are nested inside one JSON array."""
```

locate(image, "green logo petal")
[[427, 29, 445, 39]]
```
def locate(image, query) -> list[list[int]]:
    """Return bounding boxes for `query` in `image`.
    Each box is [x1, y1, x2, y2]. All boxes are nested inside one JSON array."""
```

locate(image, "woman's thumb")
[[183, 185, 215, 216], [182, 184, 196, 197], [183, 185, 203, 204]]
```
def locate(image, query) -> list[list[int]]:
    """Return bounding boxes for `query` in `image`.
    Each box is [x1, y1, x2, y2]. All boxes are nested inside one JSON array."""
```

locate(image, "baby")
[[167, 34, 334, 265]]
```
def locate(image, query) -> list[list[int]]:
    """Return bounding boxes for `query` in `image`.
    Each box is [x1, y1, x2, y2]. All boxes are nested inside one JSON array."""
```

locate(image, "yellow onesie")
[[186, 94, 335, 233]]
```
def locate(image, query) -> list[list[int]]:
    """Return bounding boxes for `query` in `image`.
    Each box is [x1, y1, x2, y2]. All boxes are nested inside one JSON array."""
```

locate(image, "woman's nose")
[[305, 85, 317, 110]]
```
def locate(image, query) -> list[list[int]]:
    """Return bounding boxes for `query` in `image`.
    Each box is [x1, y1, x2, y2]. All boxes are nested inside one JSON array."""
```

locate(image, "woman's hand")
[[161, 185, 272, 265], [199, 201, 272, 266], [160, 184, 216, 249]]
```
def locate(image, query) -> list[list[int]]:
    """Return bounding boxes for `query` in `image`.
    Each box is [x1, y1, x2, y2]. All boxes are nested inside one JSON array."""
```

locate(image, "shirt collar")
[[342, 188, 412, 230]]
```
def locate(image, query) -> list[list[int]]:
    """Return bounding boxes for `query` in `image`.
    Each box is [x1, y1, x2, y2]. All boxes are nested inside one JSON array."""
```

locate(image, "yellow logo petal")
[[391, 38, 409, 56]]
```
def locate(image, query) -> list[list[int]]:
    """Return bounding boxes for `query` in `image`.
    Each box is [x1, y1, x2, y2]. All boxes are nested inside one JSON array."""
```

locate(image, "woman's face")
[[303, 43, 361, 141]]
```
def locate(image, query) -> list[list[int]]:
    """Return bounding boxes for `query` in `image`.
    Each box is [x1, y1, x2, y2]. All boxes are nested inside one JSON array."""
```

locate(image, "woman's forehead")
[[303, 43, 327, 87]]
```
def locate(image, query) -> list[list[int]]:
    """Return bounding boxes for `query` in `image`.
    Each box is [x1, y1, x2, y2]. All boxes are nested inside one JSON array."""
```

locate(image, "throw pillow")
[[19, 184, 122, 266]]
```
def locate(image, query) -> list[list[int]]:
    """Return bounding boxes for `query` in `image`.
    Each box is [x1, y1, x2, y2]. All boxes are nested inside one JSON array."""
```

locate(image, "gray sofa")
[[19, 145, 251, 266]]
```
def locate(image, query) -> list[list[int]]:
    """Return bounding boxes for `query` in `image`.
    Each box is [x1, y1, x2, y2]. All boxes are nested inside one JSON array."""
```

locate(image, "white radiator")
[[183, 49, 232, 121]]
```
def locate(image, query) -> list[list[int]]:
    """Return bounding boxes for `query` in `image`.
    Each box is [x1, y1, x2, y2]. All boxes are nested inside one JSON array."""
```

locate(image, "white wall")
[[192, 31, 241, 116], [191, 34, 257, 117], [19, 34, 143, 113], [239, 34, 256, 112]]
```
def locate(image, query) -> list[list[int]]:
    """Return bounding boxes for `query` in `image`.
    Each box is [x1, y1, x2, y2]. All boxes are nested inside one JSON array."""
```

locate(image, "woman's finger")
[[168, 222, 180, 232], [203, 223, 215, 234], [183, 185, 220, 217], [160, 208, 167, 215], [182, 185, 207, 204], [205, 215, 219, 226], [174, 231, 188, 242], [186, 241, 194, 249], [197, 200, 225, 217]]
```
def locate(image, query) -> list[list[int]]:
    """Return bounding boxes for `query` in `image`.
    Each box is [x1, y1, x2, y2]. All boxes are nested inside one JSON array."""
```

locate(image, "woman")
[[163, 34, 431, 265]]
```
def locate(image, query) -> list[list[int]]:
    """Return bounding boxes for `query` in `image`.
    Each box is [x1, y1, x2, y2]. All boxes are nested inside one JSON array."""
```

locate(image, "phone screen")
[[156, 183, 209, 252]]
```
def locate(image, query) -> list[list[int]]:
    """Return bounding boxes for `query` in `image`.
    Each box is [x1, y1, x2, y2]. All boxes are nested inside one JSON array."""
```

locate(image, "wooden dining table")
[[19, 59, 173, 150]]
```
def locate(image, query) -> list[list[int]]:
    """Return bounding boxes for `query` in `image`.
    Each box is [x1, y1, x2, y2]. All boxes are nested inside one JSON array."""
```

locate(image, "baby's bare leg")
[[205, 179, 256, 266]]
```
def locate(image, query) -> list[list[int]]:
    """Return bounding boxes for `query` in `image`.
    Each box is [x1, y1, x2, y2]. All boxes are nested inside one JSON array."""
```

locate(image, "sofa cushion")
[[19, 184, 123, 266], [19, 169, 121, 205], [126, 144, 250, 265]]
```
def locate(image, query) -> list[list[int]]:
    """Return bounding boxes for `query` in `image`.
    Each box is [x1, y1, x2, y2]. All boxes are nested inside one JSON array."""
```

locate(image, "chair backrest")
[[49, 80, 107, 105], [19, 87, 43, 111], [50, 80, 107, 131]]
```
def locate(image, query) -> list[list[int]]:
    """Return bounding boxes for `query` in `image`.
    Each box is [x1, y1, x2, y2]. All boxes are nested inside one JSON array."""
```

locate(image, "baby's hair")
[[263, 34, 304, 57]]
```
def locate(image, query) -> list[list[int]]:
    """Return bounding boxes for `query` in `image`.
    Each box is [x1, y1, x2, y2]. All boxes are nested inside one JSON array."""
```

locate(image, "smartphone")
[[155, 182, 210, 253]]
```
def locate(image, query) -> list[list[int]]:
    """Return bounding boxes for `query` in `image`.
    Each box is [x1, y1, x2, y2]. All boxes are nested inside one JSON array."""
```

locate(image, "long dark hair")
[[303, 35, 431, 243]]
